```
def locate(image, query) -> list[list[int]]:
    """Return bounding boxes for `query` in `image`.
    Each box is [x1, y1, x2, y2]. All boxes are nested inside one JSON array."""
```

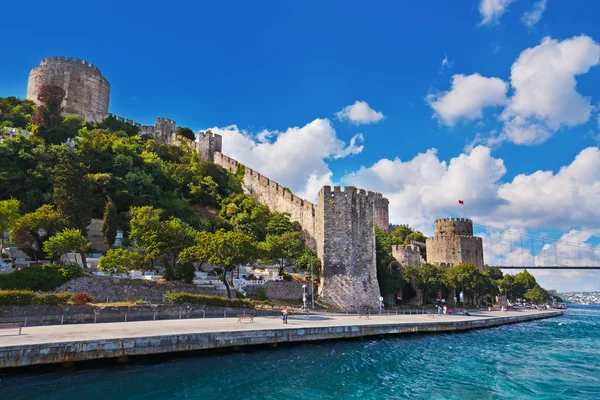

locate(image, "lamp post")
[[310, 248, 314, 310]]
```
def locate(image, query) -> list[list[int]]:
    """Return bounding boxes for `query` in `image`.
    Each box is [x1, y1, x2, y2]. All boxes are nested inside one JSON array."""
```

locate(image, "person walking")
[[282, 307, 289, 324], [443, 305, 447, 315], [437, 305, 442, 316]]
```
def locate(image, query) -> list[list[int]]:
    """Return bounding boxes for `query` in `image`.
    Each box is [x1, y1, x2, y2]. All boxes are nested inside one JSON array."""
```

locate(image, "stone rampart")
[[243, 281, 314, 300], [372, 192, 390, 231], [316, 186, 381, 309], [55, 276, 227, 302], [27, 56, 110, 123], [391, 244, 423, 267], [195, 131, 223, 162], [214, 152, 317, 246]]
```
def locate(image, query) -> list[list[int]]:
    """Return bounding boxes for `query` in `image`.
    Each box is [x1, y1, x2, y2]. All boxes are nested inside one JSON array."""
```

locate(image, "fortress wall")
[[214, 152, 316, 245], [196, 131, 223, 162], [27, 56, 110, 123], [316, 186, 380, 309], [426, 235, 484, 271], [391, 244, 423, 267]]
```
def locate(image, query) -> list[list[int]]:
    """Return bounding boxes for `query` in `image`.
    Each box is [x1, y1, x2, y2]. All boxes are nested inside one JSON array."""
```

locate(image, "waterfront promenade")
[[0, 309, 562, 369]]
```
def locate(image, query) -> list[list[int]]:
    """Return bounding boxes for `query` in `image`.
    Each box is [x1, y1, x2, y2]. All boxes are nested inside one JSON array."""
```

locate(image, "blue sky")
[[2, 0, 600, 291]]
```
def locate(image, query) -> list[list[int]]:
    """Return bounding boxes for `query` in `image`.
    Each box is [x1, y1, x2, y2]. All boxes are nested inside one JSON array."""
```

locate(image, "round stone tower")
[[434, 217, 474, 237], [27, 56, 110, 123]]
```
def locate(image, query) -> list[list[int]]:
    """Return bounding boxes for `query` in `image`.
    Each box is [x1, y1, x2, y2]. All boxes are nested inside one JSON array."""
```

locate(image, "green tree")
[[265, 212, 301, 236], [514, 270, 537, 299], [261, 231, 305, 275], [128, 206, 197, 274], [182, 230, 256, 298], [525, 284, 548, 304], [101, 197, 118, 248], [444, 263, 481, 305], [499, 274, 515, 300], [176, 127, 195, 141], [375, 226, 404, 301], [98, 248, 144, 275], [43, 228, 90, 262], [483, 265, 503, 280], [52, 146, 92, 233], [0, 198, 20, 251], [10, 204, 62, 260]]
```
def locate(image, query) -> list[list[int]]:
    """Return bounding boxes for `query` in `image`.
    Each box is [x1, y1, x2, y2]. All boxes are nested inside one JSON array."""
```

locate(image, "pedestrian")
[[443, 305, 447, 315], [282, 307, 288, 324], [437, 305, 442, 316]]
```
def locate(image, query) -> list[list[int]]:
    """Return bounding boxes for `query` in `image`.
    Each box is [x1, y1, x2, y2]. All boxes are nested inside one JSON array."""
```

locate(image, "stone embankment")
[[0, 310, 562, 369], [56, 276, 227, 302]]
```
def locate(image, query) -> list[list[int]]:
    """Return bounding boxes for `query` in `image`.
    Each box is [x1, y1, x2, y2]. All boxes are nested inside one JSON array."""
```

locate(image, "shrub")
[[36, 293, 72, 305], [163, 291, 252, 308], [283, 272, 292, 282], [235, 290, 246, 299], [256, 287, 269, 301], [72, 292, 94, 305], [0, 290, 38, 306], [0, 263, 82, 291]]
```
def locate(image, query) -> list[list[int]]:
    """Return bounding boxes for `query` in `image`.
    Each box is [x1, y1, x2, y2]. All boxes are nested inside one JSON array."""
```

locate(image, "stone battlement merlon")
[[40, 56, 102, 73], [197, 131, 222, 139], [319, 185, 381, 201], [108, 114, 143, 128], [435, 217, 473, 223]]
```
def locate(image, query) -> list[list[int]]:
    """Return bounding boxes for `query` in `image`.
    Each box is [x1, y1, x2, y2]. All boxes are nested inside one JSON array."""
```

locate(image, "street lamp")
[[310, 248, 314, 310]]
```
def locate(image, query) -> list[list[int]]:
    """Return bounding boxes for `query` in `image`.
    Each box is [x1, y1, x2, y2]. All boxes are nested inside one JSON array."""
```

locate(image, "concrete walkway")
[[0, 309, 562, 368]]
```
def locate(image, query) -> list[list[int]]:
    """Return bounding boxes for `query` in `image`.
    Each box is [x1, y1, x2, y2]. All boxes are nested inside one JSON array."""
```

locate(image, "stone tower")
[[196, 131, 223, 162], [426, 218, 484, 271], [371, 193, 390, 232], [27, 56, 110, 123], [316, 186, 381, 309]]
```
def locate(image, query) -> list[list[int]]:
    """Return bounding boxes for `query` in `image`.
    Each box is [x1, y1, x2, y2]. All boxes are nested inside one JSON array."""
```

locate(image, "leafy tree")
[[52, 146, 92, 233], [182, 230, 256, 298], [294, 248, 321, 282], [261, 231, 305, 275], [525, 284, 548, 304], [43, 229, 90, 263], [444, 263, 481, 305], [0, 96, 36, 129], [97, 115, 140, 137], [391, 225, 412, 242], [31, 84, 65, 130], [128, 206, 197, 273], [176, 127, 195, 141], [0, 198, 20, 250], [375, 226, 404, 301], [499, 274, 515, 299], [483, 265, 503, 280], [404, 264, 445, 304], [514, 270, 537, 299], [10, 204, 62, 260], [220, 194, 271, 241], [98, 248, 144, 275], [101, 197, 118, 248], [266, 212, 301, 236]]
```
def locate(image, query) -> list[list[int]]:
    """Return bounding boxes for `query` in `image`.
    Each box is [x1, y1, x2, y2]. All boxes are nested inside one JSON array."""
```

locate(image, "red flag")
[[458, 200, 464, 205]]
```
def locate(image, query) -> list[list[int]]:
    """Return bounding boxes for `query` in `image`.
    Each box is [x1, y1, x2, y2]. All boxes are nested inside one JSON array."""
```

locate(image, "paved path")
[[0, 309, 557, 347]]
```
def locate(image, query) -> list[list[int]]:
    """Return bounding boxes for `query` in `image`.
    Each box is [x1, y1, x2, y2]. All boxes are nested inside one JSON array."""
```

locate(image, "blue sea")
[[1, 305, 599, 400]]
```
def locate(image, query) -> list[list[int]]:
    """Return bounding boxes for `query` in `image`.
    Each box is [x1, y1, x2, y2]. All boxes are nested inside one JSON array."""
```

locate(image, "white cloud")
[[479, 0, 513, 25], [344, 145, 600, 234], [498, 36, 600, 144], [450, 36, 600, 146], [206, 118, 361, 201], [426, 74, 508, 126], [335, 101, 384, 125], [521, 0, 547, 28]]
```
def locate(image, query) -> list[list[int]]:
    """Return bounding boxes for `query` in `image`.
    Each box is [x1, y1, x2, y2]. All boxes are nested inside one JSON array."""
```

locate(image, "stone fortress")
[[426, 218, 484, 271], [25, 56, 484, 308]]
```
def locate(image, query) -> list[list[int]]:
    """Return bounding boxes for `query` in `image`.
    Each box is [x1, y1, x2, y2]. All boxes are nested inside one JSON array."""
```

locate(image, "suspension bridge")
[[472, 223, 600, 270]]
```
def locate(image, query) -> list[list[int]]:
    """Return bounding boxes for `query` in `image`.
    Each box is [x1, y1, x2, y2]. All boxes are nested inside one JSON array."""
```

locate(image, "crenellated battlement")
[[107, 114, 142, 127], [427, 217, 483, 270], [39, 56, 102, 73], [319, 185, 383, 202]]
